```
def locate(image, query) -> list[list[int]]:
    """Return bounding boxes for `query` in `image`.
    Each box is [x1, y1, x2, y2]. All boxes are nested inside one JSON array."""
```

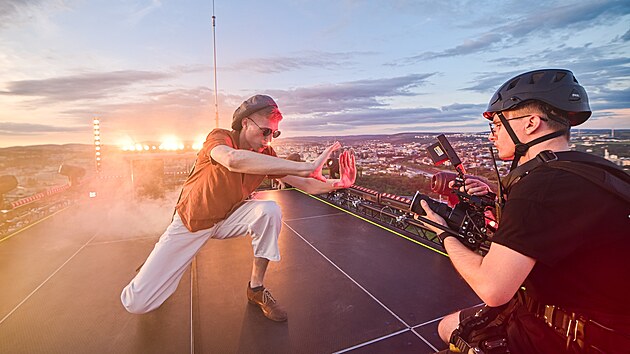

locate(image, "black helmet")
[[483, 69, 591, 126]]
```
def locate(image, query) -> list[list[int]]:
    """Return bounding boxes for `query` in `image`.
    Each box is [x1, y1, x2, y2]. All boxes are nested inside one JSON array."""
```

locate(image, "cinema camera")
[[410, 135, 497, 251]]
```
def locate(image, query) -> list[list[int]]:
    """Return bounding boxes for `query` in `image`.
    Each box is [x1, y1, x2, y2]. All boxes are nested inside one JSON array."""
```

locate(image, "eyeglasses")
[[247, 118, 281, 139], [489, 113, 531, 135]]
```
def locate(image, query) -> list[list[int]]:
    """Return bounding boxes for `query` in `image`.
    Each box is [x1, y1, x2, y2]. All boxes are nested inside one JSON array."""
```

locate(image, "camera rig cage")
[[409, 134, 497, 251], [319, 135, 497, 255]]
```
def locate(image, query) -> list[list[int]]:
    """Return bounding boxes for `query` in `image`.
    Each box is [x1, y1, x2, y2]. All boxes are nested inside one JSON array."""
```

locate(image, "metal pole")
[[212, 0, 219, 128]]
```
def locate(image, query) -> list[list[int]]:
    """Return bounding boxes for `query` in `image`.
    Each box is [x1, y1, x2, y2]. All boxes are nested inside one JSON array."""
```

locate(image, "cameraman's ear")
[[525, 115, 543, 135]]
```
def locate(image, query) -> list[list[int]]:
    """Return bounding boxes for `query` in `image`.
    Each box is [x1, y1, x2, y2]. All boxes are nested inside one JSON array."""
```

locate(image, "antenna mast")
[[212, 0, 219, 128]]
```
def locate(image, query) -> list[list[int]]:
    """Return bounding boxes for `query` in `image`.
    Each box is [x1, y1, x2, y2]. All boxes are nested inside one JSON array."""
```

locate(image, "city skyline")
[[1, 0, 629, 148]]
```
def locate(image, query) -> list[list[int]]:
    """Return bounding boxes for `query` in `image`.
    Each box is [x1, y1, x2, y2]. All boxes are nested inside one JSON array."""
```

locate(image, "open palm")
[[333, 150, 356, 188], [309, 141, 341, 182]]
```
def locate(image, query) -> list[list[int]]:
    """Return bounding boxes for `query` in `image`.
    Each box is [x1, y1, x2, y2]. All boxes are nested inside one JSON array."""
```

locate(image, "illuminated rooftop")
[[0, 187, 480, 353]]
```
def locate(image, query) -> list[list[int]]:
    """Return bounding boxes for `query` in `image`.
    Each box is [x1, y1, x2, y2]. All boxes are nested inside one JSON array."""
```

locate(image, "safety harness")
[[501, 149, 630, 203], [495, 111, 568, 172], [450, 150, 630, 353], [517, 288, 630, 353]]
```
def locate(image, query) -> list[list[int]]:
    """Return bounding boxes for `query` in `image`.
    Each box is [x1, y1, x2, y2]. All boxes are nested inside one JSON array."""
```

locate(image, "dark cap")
[[232, 94, 278, 130]]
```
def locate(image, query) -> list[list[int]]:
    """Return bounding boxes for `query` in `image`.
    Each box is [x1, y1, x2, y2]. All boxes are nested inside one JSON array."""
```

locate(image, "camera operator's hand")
[[418, 199, 448, 234], [449, 178, 491, 196]]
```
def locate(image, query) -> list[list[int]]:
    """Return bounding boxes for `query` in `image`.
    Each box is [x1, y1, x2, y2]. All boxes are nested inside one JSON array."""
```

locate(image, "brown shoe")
[[247, 285, 288, 322]]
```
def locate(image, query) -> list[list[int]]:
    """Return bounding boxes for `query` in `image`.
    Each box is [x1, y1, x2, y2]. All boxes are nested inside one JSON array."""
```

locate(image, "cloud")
[[52, 86, 236, 142], [0, 121, 87, 135], [226, 51, 375, 73], [464, 41, 630, 112], [404, 33, 503, 62], [269, 74, 486, 133], [401, 0, 630, 62], [0, 70, 174, 102], [126, 0, 162, 25], [17, 73, 455, 139], [49, 74, 439, 139], [590, 87, 630, 110], [0, 0, 69, 30], [460, 71, 519, 94], [269, 73, 436, 116], [279, 103, 488, 134]]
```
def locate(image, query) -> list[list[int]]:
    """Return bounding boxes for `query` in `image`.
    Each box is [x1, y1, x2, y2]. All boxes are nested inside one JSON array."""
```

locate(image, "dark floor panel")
[[0, 204, 104, 318], [0, 240, 192, 354], [285, 205, 480, 326], [344, 330, 437, 354], [2, 188, 482, 354], [414, 320, 449, 352], [193, 226, 407, 354], [254, 189, 346, 221]]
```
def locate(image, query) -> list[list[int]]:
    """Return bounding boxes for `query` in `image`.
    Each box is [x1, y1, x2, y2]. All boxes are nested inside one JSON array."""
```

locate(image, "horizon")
[[1, 1, 629, 148], [1, 128, 626, 150]]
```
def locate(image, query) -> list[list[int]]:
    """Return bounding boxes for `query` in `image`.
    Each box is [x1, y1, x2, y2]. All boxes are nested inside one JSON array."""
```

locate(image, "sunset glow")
[[0, 1, 628, 148]]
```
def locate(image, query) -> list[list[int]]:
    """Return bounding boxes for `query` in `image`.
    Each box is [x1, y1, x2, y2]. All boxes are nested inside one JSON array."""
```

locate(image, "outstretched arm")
[[210, 142, 341, 180]]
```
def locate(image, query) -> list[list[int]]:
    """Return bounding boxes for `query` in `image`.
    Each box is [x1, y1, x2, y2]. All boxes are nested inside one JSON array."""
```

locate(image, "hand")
[[332, 150, 356, 188], [418, 199, 448, 234], [308, 141, 341, 182], [449, 178, 491, 196]]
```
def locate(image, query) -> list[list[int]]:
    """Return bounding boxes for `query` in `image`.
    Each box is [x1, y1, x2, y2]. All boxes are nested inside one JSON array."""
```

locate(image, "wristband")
[[437, 231, 453, 243]]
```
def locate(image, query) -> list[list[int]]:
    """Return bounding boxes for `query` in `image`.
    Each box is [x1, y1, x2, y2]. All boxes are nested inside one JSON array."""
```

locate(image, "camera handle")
[[413, 214, 466, 241]]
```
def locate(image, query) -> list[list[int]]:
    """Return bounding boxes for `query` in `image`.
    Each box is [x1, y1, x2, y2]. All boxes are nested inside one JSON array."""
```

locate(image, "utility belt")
[[517, 289, 630, 353], [448, 303, 514, 354]]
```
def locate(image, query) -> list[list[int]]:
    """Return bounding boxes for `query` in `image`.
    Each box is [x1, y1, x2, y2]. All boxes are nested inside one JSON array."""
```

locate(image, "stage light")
[[192, 137, 205, 150], [93, 116, 102, 172]]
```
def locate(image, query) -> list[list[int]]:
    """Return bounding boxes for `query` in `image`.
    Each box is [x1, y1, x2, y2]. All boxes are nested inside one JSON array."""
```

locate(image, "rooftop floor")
[[0, 189, 480, 353]]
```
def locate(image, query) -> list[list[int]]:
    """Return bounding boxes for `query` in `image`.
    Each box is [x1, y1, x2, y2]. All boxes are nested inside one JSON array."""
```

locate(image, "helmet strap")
[[496, 112, 567, 171], [496, 112, 527, 171]]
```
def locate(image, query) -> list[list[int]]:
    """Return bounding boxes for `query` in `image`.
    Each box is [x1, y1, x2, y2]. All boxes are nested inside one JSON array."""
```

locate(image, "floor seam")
[[0, 230, 100, 325]]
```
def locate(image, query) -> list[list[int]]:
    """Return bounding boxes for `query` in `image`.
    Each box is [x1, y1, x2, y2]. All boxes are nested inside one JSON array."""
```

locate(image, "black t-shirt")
[[491, 159, 629, 351]]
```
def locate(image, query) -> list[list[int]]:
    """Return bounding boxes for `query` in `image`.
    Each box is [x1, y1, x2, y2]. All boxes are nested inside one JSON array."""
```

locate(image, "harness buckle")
[[565, 313, 586, 350], [538, 150, 558, 163], [544, 304, 555, 326]]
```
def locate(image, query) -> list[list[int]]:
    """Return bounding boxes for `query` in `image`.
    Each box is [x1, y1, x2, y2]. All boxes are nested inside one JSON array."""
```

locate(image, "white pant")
[[121, 199, 282, 314]]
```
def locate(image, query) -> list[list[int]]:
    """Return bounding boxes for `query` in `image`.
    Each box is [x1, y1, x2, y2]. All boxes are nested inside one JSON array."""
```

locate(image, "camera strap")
[[501, 150, 630, 203]]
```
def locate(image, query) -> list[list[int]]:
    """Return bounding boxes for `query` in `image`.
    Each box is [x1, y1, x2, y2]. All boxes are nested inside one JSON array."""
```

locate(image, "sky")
[[0, 0, 629, 147]]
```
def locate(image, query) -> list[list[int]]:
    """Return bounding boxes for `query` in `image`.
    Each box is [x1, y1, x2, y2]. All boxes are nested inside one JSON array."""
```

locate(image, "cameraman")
[[420, 69, 630, 353]]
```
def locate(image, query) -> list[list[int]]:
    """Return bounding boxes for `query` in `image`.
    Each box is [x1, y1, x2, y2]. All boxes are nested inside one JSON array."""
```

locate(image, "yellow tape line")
[[0, 205, 74, 244], [293, 189, 448, 257]]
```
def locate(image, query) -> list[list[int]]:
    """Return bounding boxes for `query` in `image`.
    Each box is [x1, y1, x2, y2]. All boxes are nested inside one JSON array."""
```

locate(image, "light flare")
[[159, 135, 184, 151]]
